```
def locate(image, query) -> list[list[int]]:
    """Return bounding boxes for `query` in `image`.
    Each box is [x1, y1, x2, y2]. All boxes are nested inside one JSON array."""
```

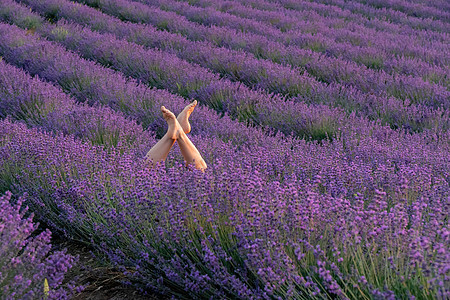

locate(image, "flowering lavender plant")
[[0, 191, 79, 299], [0, 115, 448, 299]]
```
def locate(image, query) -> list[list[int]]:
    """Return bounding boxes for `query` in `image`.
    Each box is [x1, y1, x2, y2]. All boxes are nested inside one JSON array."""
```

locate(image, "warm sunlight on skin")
[[145, 101, 207, 172]]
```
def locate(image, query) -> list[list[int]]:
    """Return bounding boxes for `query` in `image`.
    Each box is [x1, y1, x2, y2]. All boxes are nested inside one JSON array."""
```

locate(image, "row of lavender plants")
[[152, 0, 449, 57], [188, 0, 448, 41], [15, 0, 449, 133], [340, 0, 450, 22], [45, 0, 450, 93], [138, 0, 450, 75], [78, 0, 449, 106], [174, 0, 450, 81], [273, 0, 449, 33], [230, 0, 449, 38], [0, 59, 155, 153], [0, 190, 79, 299], [0, 14, 360, 142], [1, 101, 449, 299]]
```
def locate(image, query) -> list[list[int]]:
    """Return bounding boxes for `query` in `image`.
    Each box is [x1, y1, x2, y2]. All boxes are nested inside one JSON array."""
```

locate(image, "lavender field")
[[0, 0, 448, 298]]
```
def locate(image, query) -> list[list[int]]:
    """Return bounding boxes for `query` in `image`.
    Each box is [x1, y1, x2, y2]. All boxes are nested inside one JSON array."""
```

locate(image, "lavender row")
[[231, 0, 449, 40], [276, 0, 450, 33], [191, 0, 448, 41], [0, 58, 155, 153], [0, 191, 79, 299], [1, 112, 449, 298], [1, 13, 447, 200], [81, 0, 449, 108], [157, 0, 449, 58], [139, 0, 450, 75], [408, 0, 450, 12], [21, 0, 449, 133], [179, 0, 450, 81], [0, 22, 291, 149], [1, 21, 354, 143], [349, 0, 450, 22], [56, 1, 449, 129], [1, 19, 448, 194], [18, 0, 327, 101]]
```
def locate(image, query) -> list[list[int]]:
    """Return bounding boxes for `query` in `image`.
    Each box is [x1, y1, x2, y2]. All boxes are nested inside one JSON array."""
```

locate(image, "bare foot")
[[198, 159, 207, 171], [177, 100, 197, 134], [161, 106, 182, 140]]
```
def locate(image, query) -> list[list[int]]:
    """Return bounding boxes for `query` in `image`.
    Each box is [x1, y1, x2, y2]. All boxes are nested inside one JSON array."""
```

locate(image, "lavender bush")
[[0, 191, 79, 300], [0, 58, 155, 153], [0, 115, 448, 299]]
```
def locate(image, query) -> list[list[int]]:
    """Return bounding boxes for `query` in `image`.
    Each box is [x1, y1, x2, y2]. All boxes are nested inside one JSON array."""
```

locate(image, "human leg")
[[176, 100, 207, 171], [177, 100, 197, 134], [145, 106, 182, 166], [146, 102, 207, 171], [176, 129, 208, 171]]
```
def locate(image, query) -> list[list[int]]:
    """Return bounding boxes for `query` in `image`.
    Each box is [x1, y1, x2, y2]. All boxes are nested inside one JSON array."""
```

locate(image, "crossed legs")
[[145, 101, 207, 171]]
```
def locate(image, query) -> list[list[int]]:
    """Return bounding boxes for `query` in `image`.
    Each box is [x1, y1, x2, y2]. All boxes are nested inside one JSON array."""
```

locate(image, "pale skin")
[[145, 100, 207, 171]]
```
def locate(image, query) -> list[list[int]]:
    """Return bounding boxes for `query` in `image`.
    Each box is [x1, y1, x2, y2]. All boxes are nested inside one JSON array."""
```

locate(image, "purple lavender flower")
[[0, 191, 80, 299]]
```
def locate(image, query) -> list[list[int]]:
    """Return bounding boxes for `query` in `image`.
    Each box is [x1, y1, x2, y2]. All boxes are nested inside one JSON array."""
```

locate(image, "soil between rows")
[[51, 235, 166, 300]]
